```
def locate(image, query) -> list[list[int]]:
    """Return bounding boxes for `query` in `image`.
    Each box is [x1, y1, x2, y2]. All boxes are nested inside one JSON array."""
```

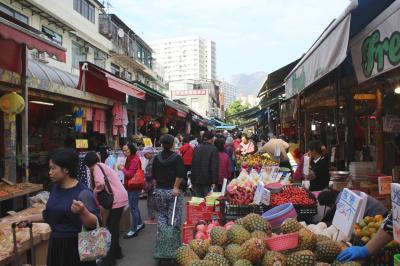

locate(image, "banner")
[[350, 1, 400, 83]]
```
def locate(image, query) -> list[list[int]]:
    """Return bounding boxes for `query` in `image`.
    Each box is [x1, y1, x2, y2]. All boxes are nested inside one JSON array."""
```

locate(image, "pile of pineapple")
[[176, 214, 362, 266]]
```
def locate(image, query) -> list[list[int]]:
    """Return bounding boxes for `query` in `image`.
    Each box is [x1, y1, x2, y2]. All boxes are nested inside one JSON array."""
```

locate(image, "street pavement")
[[118, 197, 185, 266]]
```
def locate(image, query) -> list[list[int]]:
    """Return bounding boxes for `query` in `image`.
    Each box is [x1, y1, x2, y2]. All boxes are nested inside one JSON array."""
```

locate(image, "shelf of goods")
[[177, 212, 357, 266], [0, 183, 43, 202], [0, 205, 50, 265]]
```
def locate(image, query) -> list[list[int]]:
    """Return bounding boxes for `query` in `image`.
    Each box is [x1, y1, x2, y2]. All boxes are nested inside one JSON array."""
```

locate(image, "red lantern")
[[137, 119, 145, 127], [143, 115, 151, 123], [153, 121, 160, 129]]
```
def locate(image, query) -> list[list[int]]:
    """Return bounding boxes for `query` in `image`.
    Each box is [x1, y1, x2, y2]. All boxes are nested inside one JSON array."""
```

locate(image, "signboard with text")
[[174, 90, 206, 96], [379, 176, 392, 195], [332, 188, 364, 239], [75, 139, 88, 149]]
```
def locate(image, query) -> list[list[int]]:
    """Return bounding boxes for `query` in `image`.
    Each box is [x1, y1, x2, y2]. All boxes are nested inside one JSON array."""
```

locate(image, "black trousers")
[[106, 207, 124, 259]]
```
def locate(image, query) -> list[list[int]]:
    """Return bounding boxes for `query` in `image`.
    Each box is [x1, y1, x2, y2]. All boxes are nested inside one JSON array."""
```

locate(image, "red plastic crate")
[[186, 202, 221, 224], [182, 223, 195, 244]]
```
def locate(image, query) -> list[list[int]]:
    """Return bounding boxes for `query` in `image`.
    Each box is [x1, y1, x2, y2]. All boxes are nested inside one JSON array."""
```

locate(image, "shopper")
[[152, 134, 185, 234], [191, 131, 219, 197], [142, 146, 157, 225], [20, 148, 99, 266], [179, 136, 194, 184], [306, 140, 330, 191], [215, 138, 232, 191], [239, 133, 255, 156], [118, 143, 145, 238], [84, 151, 128, 266], [233, 132, 242, 150]]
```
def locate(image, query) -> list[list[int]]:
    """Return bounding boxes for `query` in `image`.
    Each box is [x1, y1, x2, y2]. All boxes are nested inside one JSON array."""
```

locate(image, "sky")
[[111, 0, 350, 82]]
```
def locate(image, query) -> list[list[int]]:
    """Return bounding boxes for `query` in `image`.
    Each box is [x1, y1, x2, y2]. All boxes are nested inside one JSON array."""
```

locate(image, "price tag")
[[261, 188, 271, 206], [392, 183, 400, 242], [143, 138, 153, 147], [303, 155, 310, 176], [379, 176, 392, 195], [221, 178, 228, 195], [356, 192, 368, 223], [253, 182, 264, 205], [75, 139, 88, 149], [332, 188, 363, 239]]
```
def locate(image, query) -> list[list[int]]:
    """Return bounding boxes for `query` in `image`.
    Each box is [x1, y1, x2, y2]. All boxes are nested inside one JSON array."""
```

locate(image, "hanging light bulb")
[[395, 86, 400, 94]]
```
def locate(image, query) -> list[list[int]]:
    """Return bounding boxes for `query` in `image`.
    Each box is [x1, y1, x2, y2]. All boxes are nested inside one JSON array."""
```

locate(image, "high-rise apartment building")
[[149, 36, 216, 82], [219, 81, 238, 109]]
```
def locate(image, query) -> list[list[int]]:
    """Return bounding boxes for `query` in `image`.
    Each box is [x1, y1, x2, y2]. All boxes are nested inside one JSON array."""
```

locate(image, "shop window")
[[111, 63, 121, 76], [72, 41, 87, 69], [42, 26, 62, 45], [0, 3, 28, 24], [73, 0, 95, 23]]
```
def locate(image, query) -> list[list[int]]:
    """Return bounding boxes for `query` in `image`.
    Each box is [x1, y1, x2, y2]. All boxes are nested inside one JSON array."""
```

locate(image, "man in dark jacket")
[[191, 131, 219, 197]]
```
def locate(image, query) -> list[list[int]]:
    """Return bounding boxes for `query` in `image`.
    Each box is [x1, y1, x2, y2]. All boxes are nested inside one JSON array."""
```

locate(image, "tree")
[[225, 100, 250, 125]]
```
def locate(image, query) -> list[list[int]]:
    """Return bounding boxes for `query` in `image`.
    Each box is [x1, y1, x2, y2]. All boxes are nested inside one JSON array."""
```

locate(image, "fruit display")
[[176, 214, 348, 266], [271, 186, 316, 206], [237, 154, 278, 172], [352, 215, 383, 243]]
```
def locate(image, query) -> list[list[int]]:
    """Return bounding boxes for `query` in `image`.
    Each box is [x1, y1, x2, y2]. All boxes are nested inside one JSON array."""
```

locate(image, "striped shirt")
[[382, 212, 393, 235]]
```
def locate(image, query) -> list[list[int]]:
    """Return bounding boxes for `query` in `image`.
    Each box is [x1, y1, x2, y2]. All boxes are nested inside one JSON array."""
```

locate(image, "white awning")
[[350, 0, 400, 83], [284, 1, 358, 98]]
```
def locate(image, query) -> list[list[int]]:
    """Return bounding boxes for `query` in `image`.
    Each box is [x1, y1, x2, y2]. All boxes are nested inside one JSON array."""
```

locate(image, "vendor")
[[317, 188, 388, 224], [306, 140, 330, 191], [337, 213, 393, 262], [258, 134, 291, 169], [239, 133, 255, 156]]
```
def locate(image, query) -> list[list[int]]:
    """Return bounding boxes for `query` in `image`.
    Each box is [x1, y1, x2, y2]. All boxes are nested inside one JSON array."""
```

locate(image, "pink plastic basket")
[[265, 232, 299, 251]]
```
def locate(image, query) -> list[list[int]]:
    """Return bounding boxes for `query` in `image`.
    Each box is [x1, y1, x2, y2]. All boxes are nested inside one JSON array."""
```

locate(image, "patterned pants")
[[154, 189, 183, 232]]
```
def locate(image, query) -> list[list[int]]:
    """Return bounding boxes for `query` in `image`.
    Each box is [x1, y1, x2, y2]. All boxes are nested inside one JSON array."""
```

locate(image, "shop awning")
[[350, 1, 400, 83], [0, 17, 66, 74], [132, 81, 167, 99], [77, 62, 145, 101], [284, 0, 395, 98], [164, 98, 189, 118]]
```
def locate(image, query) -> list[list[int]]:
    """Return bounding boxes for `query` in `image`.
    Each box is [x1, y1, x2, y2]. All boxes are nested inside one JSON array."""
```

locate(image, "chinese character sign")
[[332, 188, 364, 239], [391, 183, 400, 242]]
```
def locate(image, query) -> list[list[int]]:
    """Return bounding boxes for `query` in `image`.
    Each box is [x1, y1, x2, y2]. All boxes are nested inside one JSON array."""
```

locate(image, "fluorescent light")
[[331, 123, 335, 127], [340, 106, 344, 109], [30, 100, 54, 106], [311, 124, 316, 131], [328, 123, 331, 126], [395, 86, 400, 94]]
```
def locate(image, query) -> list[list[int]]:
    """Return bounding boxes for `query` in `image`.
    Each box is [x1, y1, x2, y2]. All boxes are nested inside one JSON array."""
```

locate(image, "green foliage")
[[225, 100, 250, 125]]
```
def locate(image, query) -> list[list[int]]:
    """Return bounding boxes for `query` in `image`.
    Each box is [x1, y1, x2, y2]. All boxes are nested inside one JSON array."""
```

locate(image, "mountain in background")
[[230, 71, 267, 96]]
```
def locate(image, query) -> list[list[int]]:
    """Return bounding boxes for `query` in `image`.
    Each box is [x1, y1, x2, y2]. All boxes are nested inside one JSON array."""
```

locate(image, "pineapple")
[[189, 260, 215, 266], [207, 245, 224, 256], [331, 261, 363, 266], [297, 228, 317, 251], [287, 250, 316, 266], [227, 225, 251, 245], [224, 244, 241, 265], [251, 230, 268, 240], [189, 239, 210, 259], [176, 245, 200, 266], [203, 253, 230, 266], [281, 218, 303, 234], [236, 218, 245, 226], [234, 259, 253, 266], [210, 226, 228, 246], [238, 237, 266, 263], [262, 251, 286, 266], [243, 213, 272, 234], [316, 234, 331, 243], [315, 240, 342, 263]]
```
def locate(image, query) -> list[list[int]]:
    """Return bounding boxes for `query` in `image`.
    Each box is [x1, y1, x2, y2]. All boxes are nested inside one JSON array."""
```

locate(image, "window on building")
[[42, 26, 62, 45], [111, 63, 121, 76], [94, 49, 106, 68], [72, 41, 86, 69], [73, 0, 95, 23], [0, 3, 28, 24]]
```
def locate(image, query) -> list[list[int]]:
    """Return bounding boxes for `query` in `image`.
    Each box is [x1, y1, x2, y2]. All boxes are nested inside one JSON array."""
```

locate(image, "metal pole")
[[21, 44, 29, 182]]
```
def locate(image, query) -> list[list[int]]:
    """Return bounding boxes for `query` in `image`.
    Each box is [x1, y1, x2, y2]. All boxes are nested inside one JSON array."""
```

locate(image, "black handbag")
[[96, 164, 114, 209]]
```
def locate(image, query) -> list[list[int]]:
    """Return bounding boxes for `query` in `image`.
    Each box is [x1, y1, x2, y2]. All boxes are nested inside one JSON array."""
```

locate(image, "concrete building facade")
[[219, 81, 238, 109], [149, 36, 216, 83]]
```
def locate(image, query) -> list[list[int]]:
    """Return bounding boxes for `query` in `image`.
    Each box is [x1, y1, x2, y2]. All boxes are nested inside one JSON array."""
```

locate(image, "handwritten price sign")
[[391, 183, 400, 242], [332, 188, 363, 239]]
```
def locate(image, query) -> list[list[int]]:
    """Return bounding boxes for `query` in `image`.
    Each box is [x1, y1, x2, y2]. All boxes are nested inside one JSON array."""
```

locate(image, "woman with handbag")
[[117, 143, 145, 238], [84, 151, 128, 266], [18, 148, 99, 266], [152, 134, 185, 235]]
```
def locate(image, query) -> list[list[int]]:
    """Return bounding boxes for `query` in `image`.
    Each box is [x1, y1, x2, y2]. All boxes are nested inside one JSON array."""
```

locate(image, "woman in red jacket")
[[215, 138, 232, 191], [117, 143, 144, 238], [179, 136, 194, 183]]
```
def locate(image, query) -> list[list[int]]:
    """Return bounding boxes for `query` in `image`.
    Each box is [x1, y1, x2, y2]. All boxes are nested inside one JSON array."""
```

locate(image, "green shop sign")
[[361, 29, 400, 77]]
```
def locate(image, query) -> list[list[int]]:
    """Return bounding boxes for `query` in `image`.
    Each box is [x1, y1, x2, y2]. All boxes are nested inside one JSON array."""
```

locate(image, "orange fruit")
[[354, 229, 363, 238], [374, 215, 384, 222]]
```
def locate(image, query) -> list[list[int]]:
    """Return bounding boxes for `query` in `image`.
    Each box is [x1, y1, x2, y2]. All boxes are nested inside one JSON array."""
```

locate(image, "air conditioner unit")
[[32, 51, 49, 64]]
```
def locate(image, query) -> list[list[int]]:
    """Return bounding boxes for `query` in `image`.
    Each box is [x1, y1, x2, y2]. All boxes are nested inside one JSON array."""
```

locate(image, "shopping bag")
[[127, 168, 145, 190], [78, 219, 111, 261], [153, 196, 181, 259], [96, 164, 114, 209]]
